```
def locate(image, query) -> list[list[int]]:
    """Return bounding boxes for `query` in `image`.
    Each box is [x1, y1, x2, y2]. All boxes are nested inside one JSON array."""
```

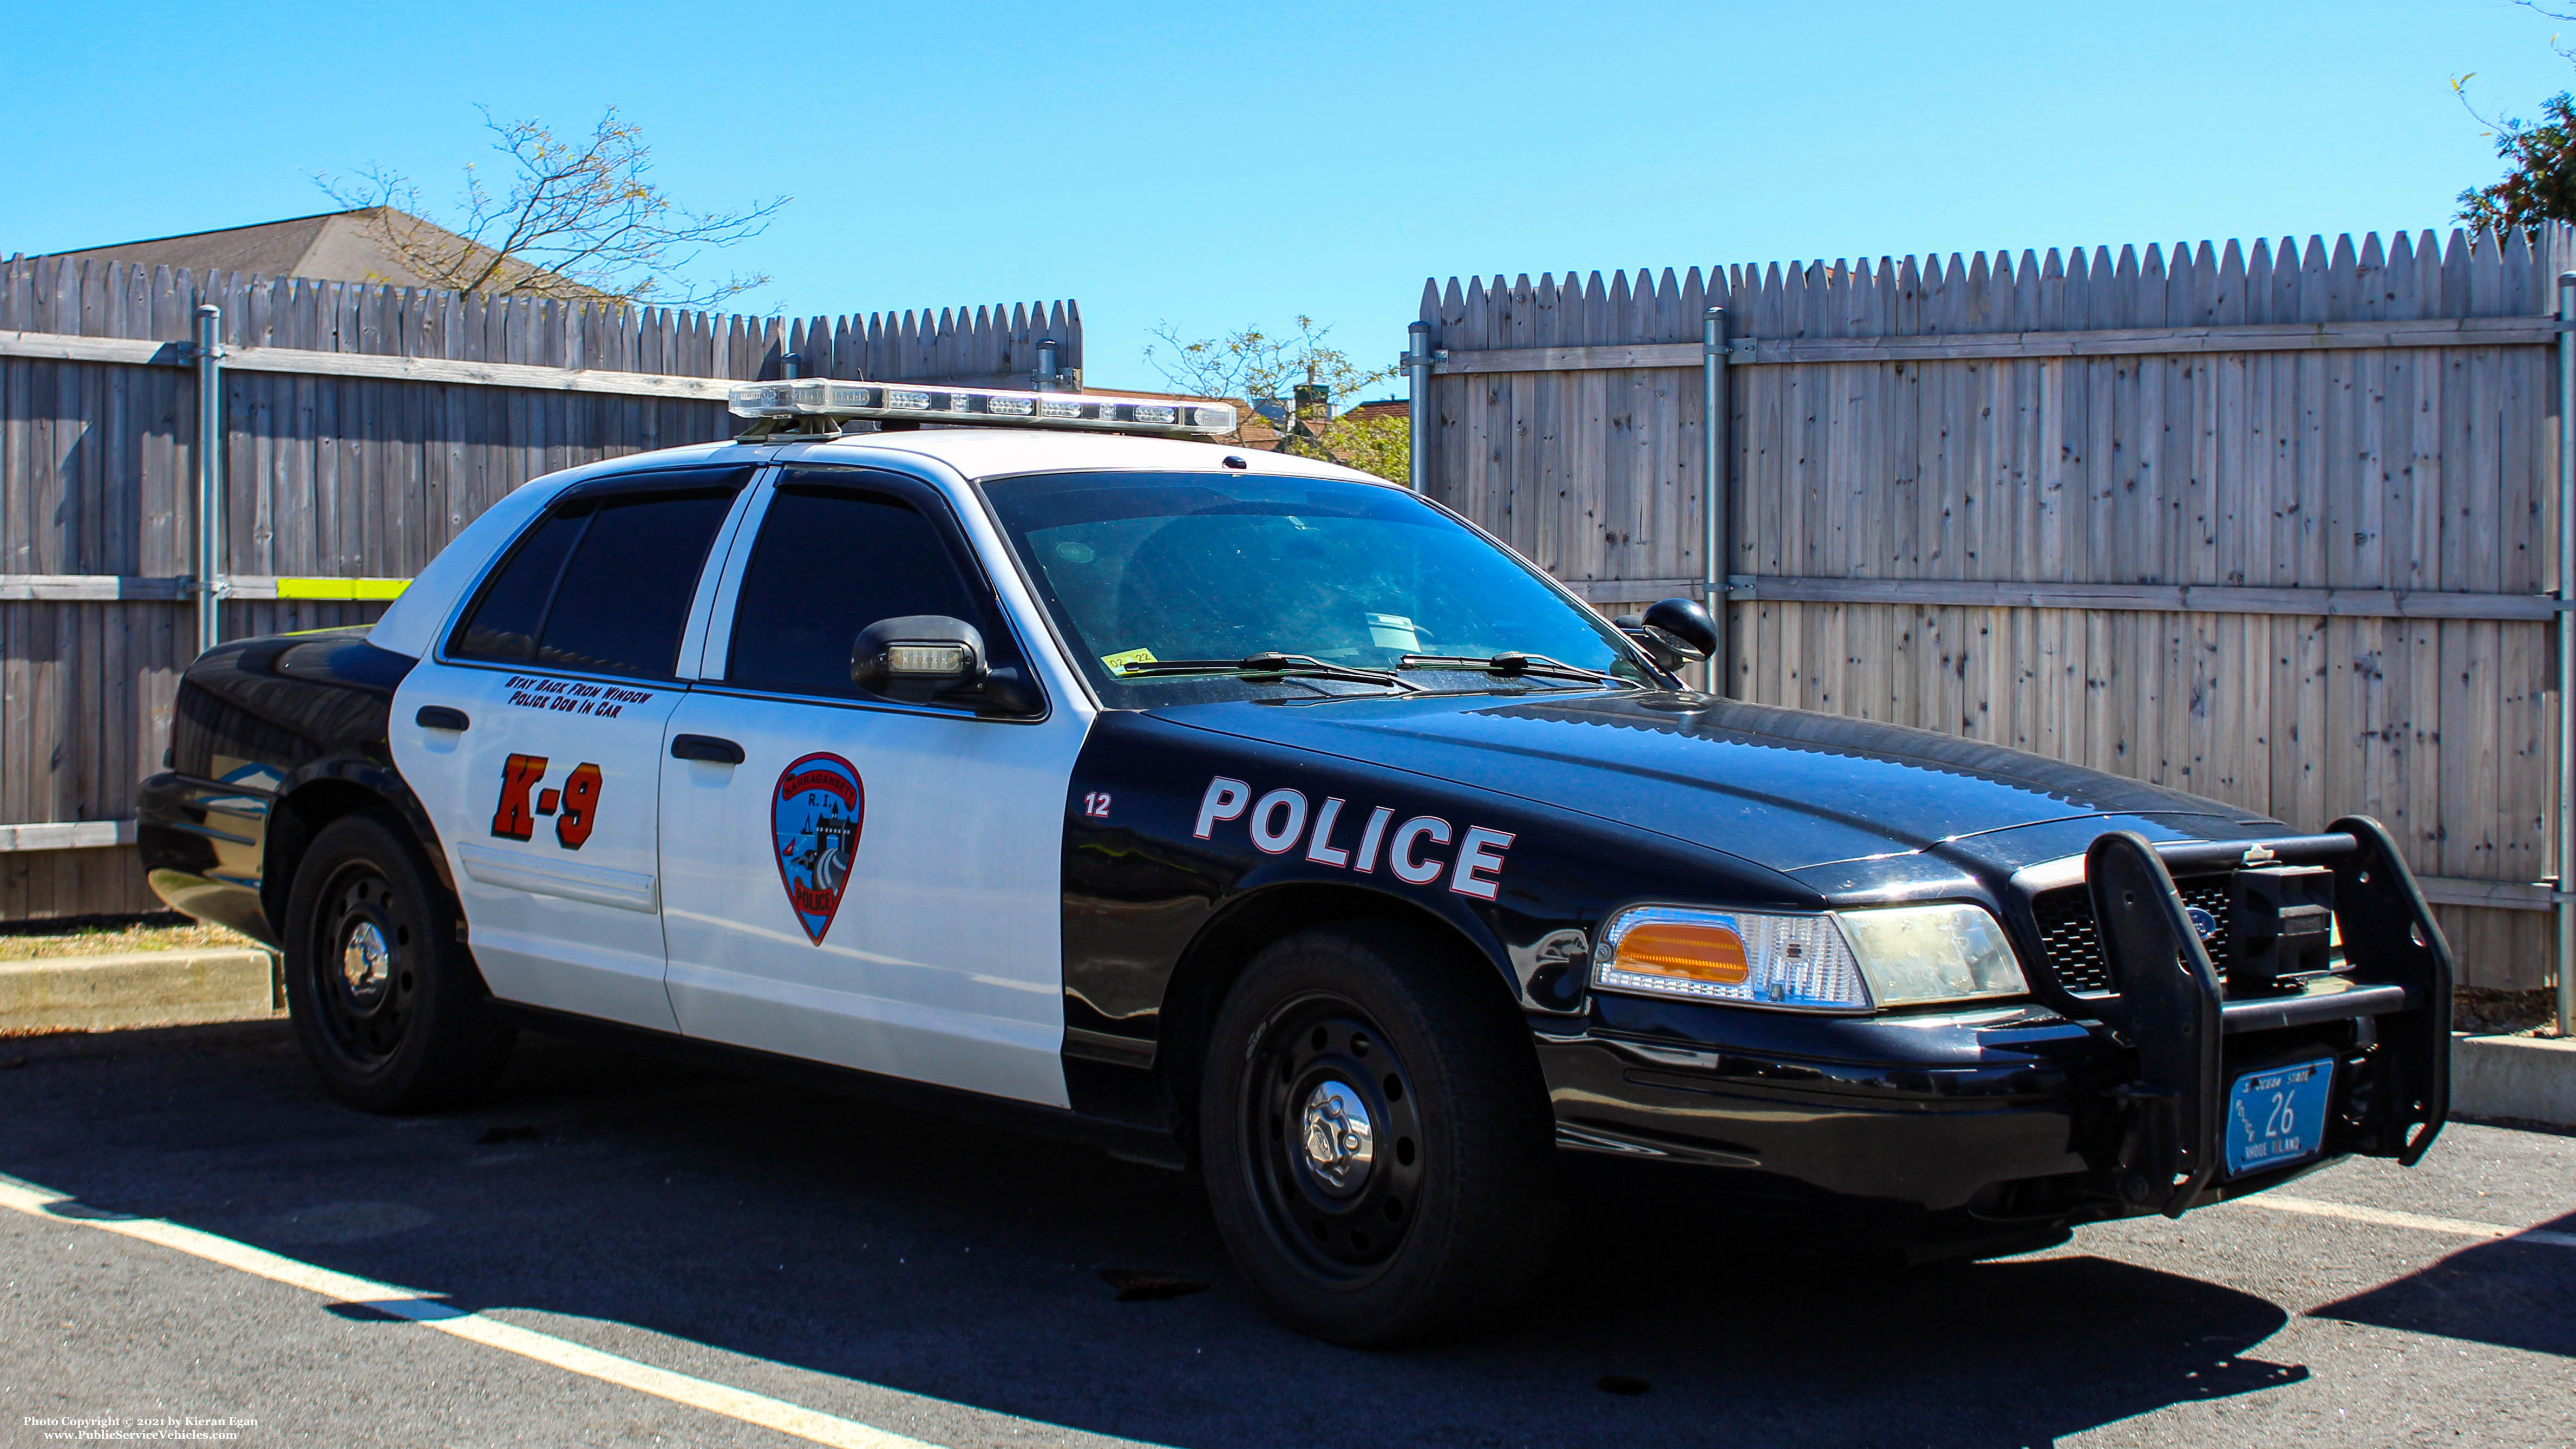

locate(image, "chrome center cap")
[[341, 920, 393, 1002], [1299, 1080, 1374, 1194]]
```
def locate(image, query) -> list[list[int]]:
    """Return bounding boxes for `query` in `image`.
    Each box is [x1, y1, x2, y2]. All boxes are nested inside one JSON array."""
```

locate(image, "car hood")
[[1152, 690, 2273, 875]]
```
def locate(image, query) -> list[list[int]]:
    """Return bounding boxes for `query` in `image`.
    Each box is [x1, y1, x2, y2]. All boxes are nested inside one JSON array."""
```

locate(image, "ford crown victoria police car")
[[138, 382, 2451, 1345]]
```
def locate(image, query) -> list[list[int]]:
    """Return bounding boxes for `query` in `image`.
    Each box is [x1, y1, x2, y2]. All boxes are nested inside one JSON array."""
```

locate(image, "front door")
[[657, 466, 1087, 1106], [391, 466, 755, 1030]]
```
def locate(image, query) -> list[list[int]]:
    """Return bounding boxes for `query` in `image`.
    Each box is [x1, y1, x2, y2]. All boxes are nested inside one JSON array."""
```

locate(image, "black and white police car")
[[138, 380, 2452, 1345]]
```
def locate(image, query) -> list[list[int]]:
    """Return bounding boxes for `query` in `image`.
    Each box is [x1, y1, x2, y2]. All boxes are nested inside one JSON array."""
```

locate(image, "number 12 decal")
[[1082, 791, 1113, 819], [491, 753, 604, 850]]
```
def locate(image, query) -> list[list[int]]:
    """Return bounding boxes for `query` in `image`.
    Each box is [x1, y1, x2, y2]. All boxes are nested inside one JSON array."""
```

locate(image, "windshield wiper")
[[1397, 651, 1631, 687], [1116, 652, 1418, 693]]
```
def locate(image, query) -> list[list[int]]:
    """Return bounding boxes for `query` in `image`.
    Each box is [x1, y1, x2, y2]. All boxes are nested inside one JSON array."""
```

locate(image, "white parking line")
[[2234, 1192, 2576, 1248], [0, 1172, 941, 1449]]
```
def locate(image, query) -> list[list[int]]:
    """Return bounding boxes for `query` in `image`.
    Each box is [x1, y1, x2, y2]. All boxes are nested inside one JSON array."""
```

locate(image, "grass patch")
[[0, 912, 263, 961]]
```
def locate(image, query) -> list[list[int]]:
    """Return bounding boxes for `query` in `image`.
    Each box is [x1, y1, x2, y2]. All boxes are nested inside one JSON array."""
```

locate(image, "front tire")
[[283, 813, 513, 1112], [1200, 922, 1560, 1345]]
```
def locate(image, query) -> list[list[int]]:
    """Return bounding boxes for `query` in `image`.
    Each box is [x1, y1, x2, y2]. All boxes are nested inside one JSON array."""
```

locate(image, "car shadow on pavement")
[[2306, 1217, 2576, 1359], [2, 1022, 2312, 1449]]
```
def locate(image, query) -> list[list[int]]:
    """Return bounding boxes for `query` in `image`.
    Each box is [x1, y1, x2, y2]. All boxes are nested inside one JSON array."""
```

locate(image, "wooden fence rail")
[[0, 253, 1079, 919], [1416, 226, 2575, 994]]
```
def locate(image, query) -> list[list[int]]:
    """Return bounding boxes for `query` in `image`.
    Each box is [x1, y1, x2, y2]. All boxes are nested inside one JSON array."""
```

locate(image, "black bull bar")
[[2083, 817, 2451, 1218]]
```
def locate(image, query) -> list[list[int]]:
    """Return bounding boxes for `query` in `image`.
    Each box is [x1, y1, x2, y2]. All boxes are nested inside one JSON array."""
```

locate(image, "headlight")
[[1591, 902, 2026, 1011], [1834, 903, 2026, 1007]]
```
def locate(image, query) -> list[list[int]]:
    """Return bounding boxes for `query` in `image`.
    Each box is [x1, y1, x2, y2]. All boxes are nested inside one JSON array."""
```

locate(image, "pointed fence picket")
[[0, 256, 1080, 918], [1418, 227, 2576, 993]]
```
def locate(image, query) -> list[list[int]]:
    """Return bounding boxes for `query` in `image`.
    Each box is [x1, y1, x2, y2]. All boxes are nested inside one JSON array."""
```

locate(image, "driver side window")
[[726, 477, 1018, 699]]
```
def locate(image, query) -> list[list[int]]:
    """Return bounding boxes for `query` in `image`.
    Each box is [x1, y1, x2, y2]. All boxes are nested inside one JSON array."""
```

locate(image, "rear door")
[[390, 466, 756, 1030]]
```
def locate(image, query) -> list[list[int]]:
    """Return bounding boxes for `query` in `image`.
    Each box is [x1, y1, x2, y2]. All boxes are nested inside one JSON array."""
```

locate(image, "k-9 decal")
[[1191, 776, 1514, 900], [489, 753, 604, 850]]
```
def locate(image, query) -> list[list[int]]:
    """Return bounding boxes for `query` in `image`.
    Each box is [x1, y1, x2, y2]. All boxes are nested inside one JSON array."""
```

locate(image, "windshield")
[[978, 470, 1657, 705]]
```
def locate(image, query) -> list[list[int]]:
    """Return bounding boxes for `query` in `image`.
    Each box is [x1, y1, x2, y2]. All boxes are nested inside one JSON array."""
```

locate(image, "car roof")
[[368, 428, 1405, 659], [783, 426, 1397, 488]]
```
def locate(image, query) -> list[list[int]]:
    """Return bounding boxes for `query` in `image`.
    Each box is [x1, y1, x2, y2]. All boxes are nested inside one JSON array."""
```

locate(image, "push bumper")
[[2080, 816, 2449, 1216], [1539, 816, 2451, 1235]]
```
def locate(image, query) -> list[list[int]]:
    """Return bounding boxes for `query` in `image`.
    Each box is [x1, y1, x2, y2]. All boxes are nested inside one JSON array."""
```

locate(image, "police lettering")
[[1193, 775, 1514, 900]]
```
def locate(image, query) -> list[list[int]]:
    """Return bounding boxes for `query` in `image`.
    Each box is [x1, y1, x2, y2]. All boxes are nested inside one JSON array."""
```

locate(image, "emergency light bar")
[[728, 379, 1237, 438]]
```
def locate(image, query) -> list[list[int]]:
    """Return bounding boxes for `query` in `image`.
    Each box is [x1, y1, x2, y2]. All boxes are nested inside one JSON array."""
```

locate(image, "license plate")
[[2225, 1059, 2335, 1178]]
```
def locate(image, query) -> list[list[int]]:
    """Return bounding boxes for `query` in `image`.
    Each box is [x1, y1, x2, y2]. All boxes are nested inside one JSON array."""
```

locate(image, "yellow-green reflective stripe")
[[272, 577, 409, 601]]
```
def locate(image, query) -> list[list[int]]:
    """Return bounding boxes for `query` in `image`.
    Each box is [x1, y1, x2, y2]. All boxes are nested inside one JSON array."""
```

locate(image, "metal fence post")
[[1702, 305, 1729, 695], [1405, 321, 1432, 493], [1036, 338, 1059, 393], [193, 303, 225, 655], [2559, 273, 2575, 1037]]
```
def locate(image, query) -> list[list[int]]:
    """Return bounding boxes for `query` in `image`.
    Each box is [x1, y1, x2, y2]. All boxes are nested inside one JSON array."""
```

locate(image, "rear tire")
[[282, 813, 513, 1112], [1199, 922, 1560, 1346]]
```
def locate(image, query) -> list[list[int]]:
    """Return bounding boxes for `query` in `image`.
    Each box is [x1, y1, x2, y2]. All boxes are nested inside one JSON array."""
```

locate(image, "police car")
[[136, 380, 2453, 1346]]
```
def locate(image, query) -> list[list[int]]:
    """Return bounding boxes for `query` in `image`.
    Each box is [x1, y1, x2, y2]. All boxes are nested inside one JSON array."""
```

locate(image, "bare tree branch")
[[1143, 316, 1405, 480], [318, 106, 789, 309]]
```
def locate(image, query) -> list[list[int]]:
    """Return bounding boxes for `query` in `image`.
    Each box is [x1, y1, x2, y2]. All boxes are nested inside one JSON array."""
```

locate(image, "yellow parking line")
[[0, 1172, 939, 1449], [2235, 1192, 2576, 1248]]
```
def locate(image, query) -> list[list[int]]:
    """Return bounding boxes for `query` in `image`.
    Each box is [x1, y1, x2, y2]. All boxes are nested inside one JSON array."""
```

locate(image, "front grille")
[[2029, 876, 2235, 995], [2031, 887, 2115, 992]]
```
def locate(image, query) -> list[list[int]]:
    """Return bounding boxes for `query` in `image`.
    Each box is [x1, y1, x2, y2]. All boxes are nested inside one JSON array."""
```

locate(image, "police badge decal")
[[772, 752, 865, 944]]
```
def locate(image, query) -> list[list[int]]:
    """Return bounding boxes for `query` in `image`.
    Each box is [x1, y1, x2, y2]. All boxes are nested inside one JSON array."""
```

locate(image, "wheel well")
[[1154, 883, 1522, 1159], [263, 780, 439, 938]]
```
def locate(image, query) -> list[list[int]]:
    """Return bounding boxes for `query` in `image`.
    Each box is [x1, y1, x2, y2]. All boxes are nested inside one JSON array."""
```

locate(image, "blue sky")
[[3, 1, 2570, 391]]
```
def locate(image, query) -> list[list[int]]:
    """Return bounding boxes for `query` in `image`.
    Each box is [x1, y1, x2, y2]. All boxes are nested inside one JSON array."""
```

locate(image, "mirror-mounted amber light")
[[1611, 920, 1749, 985]]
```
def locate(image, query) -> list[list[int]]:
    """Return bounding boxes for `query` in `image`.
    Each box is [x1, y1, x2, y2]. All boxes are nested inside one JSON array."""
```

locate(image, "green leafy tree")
[[2455, 88, 2576, 231], [1143, 316, 1408, 484], [321, 106, 789, 308], [2456, 4, 2576, 230], [1318, 409, 1410, 485]]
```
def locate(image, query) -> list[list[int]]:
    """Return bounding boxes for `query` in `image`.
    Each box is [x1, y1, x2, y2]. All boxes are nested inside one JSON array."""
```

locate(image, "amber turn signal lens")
[[1611, 921, 1750, 984]]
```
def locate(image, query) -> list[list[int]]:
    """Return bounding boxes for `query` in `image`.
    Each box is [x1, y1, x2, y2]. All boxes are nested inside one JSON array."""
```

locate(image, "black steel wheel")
[[1200, 921, 1560, 1346], [1244, 996, 1427, 1276], [283, 813, 512, 1112], [306, 859, 416, 1072]]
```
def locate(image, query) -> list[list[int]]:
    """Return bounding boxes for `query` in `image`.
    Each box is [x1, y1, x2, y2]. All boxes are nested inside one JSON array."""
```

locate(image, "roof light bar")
[[728, 379, 1236, 438]]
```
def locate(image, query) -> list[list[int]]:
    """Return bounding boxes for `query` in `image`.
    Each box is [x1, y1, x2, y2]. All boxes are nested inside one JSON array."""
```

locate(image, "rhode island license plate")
[[2225, 1058, 2335, 1178]]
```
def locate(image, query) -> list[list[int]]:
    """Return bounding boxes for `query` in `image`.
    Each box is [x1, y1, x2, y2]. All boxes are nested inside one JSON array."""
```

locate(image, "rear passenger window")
[[449, 472, 746, 678], [727, 479, 1018, 699]]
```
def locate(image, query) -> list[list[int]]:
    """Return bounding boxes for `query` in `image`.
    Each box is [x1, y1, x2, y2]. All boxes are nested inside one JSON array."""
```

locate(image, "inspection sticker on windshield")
[[2225, 1058, 2333, 1178], [1102, 648, 1158, 673]]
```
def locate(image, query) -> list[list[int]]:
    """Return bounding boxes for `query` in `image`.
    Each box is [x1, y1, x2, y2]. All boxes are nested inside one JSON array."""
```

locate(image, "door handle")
[[670, 734, 745, 765], [415, 706, 470, 732]]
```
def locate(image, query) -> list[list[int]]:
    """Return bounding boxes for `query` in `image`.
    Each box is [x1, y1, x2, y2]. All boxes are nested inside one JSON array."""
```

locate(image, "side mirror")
[[1641, 597, 1718, 662], [849, 615, 1039, 716]]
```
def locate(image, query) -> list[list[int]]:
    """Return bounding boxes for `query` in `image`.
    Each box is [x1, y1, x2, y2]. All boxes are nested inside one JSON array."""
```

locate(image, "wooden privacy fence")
[[0, 253, 1081, 918], [1411, 226, 2576, 994]]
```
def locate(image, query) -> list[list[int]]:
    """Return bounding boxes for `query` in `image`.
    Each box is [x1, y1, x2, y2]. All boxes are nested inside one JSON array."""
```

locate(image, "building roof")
[[33, 207, 599, 296]]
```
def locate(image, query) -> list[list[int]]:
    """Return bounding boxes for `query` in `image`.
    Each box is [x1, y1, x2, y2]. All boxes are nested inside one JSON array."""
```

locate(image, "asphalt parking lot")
[[0, 1020, 2567, 1448]]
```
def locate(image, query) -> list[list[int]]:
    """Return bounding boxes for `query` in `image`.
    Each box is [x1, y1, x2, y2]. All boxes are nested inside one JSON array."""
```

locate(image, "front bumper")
[[1539, 817, 2451, 1236]]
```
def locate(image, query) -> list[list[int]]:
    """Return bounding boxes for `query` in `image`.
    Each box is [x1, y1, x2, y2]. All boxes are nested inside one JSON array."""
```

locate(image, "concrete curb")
[[0, 949, 282, 1035], [2451, 1031, 2576, 1129]]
